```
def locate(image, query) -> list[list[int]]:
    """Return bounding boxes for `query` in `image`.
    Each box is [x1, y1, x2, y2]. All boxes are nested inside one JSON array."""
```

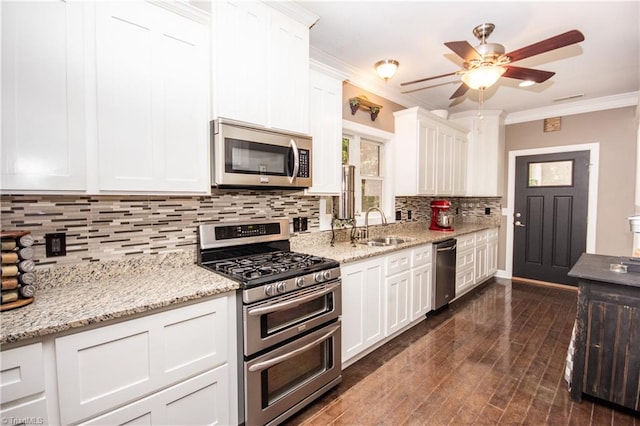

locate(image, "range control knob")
[[276, 282, 287, 293], [323, 270, 332, 280], [295, 277, 305, 287], [314, 272, 324, 283], [265, 285, 276, 297]]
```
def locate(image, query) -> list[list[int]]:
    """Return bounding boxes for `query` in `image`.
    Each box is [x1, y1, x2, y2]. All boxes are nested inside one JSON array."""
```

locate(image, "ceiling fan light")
[[519, 80, 536, 87], [375, 59, 399, 81], [461, 66, 506, 90]]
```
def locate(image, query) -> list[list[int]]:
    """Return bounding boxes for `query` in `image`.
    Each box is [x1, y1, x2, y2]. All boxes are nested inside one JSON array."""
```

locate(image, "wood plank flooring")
[[285, 279, 639, 425]]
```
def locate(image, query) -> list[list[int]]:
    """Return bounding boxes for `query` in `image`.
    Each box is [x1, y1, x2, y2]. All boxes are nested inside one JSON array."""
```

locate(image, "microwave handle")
[[289, 139, 299, 184]]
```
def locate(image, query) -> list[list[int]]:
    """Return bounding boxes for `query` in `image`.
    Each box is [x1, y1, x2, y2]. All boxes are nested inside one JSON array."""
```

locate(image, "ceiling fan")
[[401, 23, 585, 99]]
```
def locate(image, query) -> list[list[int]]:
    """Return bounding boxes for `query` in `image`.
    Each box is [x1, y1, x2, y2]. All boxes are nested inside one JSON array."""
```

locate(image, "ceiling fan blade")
[[444, 41, 483, 62], [449, 83, 469, 99], [503, 65, 555, 83], [505, 30, 585, 63], [400, 71, 458, 87]]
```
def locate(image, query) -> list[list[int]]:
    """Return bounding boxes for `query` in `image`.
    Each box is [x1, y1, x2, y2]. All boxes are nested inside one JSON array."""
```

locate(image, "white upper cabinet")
[[95, 1, 210, 192], [1, 1, 210, 194], [213, 1, 316, 134], [306, 63, 344, 195], [1, 1, 86, 191], [451, 110, 505, 196], [213, 1, 269, 127], [394, 107, 468, 196]]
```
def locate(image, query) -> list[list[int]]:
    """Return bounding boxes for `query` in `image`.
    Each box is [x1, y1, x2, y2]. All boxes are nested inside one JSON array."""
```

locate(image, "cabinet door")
[[0, 343, 45, 404], [456, 267, 475, 294], [412, 263, 432, 320], [79, 367, 229, 426], [475, 243, 488, 283], [487, 240, 498, 276], [386, 271, 411, 336], [56, 297, 228, 425], [417, 122, 438, 195], [214, 0, 269, 127], [268, 11, 309, 134], [436, 129, 454, 195], [452, 131, 468, 195], [341, 258, 385, 363], [307, 68, 342, 194], [1, 1, 86, 191], [96, 1, 209, 192]]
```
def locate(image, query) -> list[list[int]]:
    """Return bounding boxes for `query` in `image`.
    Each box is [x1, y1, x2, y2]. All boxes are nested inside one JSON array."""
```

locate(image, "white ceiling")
[[297, 1, 640, 118]]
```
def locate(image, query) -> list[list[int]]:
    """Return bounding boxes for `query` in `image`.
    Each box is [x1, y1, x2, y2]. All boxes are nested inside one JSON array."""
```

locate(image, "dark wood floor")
[[285, 279, 639, 425]]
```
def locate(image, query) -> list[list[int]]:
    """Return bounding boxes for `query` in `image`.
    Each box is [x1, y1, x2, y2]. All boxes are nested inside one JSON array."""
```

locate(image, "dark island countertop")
[[568, 253, 640, 288]]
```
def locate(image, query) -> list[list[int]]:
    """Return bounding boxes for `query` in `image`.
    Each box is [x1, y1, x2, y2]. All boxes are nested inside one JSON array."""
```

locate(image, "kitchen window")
[[341, 120, 395, 226]]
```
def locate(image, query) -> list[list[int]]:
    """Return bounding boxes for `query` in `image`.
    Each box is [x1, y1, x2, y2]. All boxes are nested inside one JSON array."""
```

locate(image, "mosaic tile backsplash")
[[1, 192, 501, 268]]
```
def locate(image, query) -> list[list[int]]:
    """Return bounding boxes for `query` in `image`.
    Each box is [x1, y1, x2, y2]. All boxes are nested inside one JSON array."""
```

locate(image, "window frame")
[[341, 120, 395, 227]]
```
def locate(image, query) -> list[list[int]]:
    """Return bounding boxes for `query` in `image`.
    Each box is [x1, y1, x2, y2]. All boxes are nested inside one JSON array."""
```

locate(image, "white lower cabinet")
[[455, 228, 499, 299], [341, 257, 385, 365], [0, 342, 49, 424], [78, 367, 228, 426], [341, 244, 433, 366]]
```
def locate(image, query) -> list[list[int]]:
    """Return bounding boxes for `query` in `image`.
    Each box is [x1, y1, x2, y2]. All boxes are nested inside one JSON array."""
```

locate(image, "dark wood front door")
[[513, 150, 590, 285]]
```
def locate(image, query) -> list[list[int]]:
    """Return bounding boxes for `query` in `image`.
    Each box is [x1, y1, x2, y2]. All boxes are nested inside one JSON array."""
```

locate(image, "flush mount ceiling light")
[[375, 59, 399, 81], [519, 80, 536, 87], [460, 65, 506, 90]]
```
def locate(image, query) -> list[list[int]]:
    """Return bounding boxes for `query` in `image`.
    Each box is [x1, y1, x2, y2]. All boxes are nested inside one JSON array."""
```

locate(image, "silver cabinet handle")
[[515, 221, 525, 227], [247, 282, 340, 316], [248, 324, 340, 372], [289, 139, 299, 184]]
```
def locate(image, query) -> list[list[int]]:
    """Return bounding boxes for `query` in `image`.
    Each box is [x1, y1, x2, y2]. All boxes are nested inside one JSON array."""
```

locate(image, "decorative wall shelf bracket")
[[349, 96, 382, 121]]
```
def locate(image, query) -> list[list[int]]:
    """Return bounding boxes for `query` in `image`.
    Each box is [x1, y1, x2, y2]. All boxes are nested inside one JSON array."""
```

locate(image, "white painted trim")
[[505, 92, 638, 125], [342, 120, 396, 226], [505, 143, 599, 278]]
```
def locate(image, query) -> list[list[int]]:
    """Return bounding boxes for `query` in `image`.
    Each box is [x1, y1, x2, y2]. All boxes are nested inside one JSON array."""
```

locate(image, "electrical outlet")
[[45, 232, 66, 257], [485, 207, 491, 215], [293, 217, 301, 232], [395, 210, 402, 221], [300, 217, 308, 231], [407, 210, 412, 220]]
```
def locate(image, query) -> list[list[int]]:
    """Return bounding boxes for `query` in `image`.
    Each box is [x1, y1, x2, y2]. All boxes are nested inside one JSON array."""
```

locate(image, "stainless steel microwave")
[[211, 119, 312, 188]]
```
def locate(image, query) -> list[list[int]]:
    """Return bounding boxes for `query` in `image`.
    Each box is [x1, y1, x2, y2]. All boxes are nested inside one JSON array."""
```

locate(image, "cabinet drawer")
[[386, 249, 412, 276], [475, 230, 488, 245], [487, 227, 499, 241], [411, 244, 432, 267], [455, 233, 475, 251], [0, 342, 45, 404], [456, 248, 475, 269]]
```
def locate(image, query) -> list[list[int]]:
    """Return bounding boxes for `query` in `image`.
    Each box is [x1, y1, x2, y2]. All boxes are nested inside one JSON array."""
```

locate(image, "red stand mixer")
[[429, 199, 454, 231]]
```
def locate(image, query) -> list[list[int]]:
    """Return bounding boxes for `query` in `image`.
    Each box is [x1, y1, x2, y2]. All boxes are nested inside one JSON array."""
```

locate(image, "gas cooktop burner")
[[202, 250, 338, 287]]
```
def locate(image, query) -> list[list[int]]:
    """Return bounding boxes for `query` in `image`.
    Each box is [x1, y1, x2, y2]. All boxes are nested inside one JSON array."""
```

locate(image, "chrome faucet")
[[364, 206, 387, 240]]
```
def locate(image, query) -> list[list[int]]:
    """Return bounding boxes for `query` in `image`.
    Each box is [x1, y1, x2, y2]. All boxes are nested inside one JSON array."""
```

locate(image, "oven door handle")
[[248, 324, 340, 373], [247, 282, 340, 316]]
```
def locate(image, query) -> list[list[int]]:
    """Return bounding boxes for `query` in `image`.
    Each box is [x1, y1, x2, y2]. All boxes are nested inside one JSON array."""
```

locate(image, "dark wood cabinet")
[[569, 254, 640, 412]]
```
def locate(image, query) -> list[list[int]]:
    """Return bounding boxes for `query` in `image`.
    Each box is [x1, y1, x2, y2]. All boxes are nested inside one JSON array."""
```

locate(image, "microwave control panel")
[[298, 149, 310, 177]]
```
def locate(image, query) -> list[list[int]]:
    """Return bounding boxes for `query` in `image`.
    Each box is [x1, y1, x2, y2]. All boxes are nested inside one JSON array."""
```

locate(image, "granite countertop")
[[0, 253, 238, 345], [568, 253, 640, 288], [1, 222, 497, 345], [292, 223, 496, 263]]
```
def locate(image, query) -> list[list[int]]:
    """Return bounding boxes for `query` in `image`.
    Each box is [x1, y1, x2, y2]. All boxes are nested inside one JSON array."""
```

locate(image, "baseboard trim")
[[512, 276, 578, 292]]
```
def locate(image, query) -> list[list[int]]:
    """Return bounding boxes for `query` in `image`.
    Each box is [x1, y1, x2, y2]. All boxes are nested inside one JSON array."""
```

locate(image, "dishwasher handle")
[[437, 244, 457, 252]]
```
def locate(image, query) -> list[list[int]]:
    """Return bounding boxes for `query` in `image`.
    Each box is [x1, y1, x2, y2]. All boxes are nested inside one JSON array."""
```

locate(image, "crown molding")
[[264, 0, 319, 27], [504, 92, 639, 125]]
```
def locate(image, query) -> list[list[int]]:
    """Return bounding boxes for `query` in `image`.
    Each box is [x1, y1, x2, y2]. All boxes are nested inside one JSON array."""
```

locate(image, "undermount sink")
[[359, 236, 415, 247]]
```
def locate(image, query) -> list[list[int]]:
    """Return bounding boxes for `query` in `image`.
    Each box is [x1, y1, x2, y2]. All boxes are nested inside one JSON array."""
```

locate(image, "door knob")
[[515, 221, 525, 227]]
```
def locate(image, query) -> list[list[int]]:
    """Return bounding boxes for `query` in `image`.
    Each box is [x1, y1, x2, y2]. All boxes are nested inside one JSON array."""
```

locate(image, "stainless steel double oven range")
[[198, 219, 342, 426]]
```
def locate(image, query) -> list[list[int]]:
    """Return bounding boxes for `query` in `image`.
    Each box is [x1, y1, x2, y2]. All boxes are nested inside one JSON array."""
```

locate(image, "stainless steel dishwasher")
[[432, 238, 457, 310]]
